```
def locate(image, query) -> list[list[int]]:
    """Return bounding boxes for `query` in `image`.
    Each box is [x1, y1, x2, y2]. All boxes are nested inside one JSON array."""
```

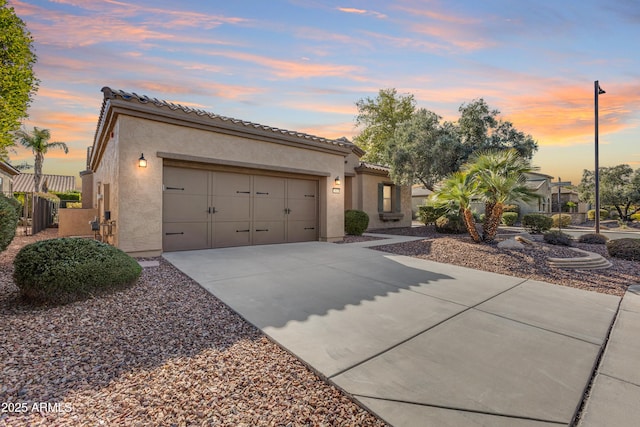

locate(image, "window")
[[382, 184, 392, 213]]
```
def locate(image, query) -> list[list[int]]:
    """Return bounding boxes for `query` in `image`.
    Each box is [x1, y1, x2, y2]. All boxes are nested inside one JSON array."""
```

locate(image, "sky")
[[6, 0, 640, 187]]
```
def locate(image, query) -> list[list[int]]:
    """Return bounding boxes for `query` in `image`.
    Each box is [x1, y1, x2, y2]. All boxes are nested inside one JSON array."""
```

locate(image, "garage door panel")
[[163, 167, 208, 195], [214, 172, 251, 197], [287, 198, 316, 222], [213, 221, 252, 248], [254, 197, 286, 221], [213, 195, 251, 221], [163, 194, 208, 222], [253, 221, 286, 245], [163, 222, 209, 252], [287, 220, 318, 243], [254, 176, 285, 198], [287, 179, 317, 199]]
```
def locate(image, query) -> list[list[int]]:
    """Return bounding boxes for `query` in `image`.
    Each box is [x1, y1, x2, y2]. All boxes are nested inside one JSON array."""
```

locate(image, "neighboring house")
[[80, 87, 411, 256], [519, 171, 554, 215], [551, 186, 584, 213], [0, 160, 20, 195], [411, 184, 433, 216], [13, 173, 76, 193]]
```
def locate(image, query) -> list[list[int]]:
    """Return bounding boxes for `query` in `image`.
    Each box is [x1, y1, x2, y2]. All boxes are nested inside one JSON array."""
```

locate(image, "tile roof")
[[356, 161, 391, 172], [0, 161, 20, 176], [98, 87, 356, 152], [13, 173, 76, 193]]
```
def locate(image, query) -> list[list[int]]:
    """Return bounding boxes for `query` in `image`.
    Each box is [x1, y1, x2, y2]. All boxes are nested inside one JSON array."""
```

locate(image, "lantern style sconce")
[[138, 153, 147, 168], [334, 176, 341, 186]]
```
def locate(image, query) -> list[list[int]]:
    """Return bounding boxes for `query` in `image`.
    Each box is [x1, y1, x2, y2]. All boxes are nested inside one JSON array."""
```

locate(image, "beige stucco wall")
[[98, 115, 346, 254], [356, 173, 412, 230], [58, 208, 98, 237]]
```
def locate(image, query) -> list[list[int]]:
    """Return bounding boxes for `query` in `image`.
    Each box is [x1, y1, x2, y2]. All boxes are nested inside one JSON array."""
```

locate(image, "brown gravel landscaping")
[[370, 226, 639, 297], [1, 229, 387, 427]]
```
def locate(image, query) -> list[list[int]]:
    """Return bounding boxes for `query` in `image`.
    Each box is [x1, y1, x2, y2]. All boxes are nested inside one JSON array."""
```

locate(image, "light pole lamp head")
[[598, 85, 606, 95]]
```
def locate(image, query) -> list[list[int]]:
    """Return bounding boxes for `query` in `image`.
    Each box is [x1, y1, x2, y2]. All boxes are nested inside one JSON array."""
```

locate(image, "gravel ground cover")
[[369, 226, 639, 297], [1, 230, 387, 427], [335, 235, 387, 244]]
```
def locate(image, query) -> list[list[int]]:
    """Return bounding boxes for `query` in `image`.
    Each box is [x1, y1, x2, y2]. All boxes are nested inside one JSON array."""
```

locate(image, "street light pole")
[[594, 80, 605, 234]]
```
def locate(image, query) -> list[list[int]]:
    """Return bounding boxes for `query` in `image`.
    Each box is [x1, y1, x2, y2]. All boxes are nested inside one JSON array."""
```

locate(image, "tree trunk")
[[482, 202, 494, 241], [484, 203, 504, 242], [462, 208, 482, 242], [34, 152, 43, 193]]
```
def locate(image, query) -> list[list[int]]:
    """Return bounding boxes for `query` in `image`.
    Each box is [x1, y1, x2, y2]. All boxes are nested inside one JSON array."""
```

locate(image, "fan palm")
[[431, 171, 482, 242], [14, 127, 68, 192]]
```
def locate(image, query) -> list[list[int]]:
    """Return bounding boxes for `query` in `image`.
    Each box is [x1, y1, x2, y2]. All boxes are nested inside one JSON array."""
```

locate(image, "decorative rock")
[[497, 238, 524, 249], [515, 235, 535, 245]]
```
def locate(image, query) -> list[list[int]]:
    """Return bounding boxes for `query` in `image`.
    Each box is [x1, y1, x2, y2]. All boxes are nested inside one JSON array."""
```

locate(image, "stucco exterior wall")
[[58, 208, 98, 237], [91, 121, 120, 247], [356, 173, 412, 230], [103, 115, 346, 254]]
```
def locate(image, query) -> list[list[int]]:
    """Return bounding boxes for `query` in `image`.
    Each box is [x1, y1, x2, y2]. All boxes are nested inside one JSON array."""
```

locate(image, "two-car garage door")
[[162, 166, 318, 251]]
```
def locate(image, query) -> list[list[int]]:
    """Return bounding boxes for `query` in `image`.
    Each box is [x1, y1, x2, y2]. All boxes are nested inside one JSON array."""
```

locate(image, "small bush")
[[345, 209, 369, 236], [543, 230, 573, 246], [14, 238, 142, 304], [606, 238, 640, 261], [435, 213, 466, 234], [578, 233, 609, 244], [65, 202, 83, 209], [551, 213, 572, 228], [51, 190, 81, 201], [0, 194, 20, 252], [417, 204, 446, 225], [587, 209, 609, 220], [522, 214, 553, 234], [630, 213, 640, 222], [501, 212, 518, 226]]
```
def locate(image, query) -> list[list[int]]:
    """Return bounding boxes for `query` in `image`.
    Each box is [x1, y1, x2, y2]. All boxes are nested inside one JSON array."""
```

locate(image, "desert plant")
[[344, 209, 369, 236], [543, 230, 573, 246], [13, 238, 142, 304], [501, 212, 518, 226], [578, 233, 609, 244], [522, 213, 553, 234], [435, 212, 466, 234], [631, 213, 640, 222], [0, 194, 20, 252], [606, 238, 640, 261], [587, 209, 609, 221], [417, 204, 446, 225], [551, 213, 572, 228]]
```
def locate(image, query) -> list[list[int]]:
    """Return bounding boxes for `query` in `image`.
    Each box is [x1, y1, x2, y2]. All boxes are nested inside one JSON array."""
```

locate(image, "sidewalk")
[[578, 285, 640, 426]]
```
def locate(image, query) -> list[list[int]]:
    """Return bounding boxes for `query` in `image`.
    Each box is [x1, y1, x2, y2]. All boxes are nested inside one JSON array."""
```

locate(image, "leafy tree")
[[0, 0, 39, 158], [433, 149, 538, 242], [14, 127, 68, 192], [577, 165, 640, 222], [354, 88, 416, 164], [386, 109, 463, 191], [458, 99, 537, 160]]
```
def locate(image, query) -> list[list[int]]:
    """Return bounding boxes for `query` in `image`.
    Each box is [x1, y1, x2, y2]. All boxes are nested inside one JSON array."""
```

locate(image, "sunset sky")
[[7, 0, 640, 187]]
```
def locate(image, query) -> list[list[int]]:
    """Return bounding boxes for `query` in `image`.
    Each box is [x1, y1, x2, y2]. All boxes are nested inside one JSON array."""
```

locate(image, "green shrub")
[[543, 230, 573, 246], [13, 238, 142, 304], [51, 190, 81, 201], [65, 202, 83, 209], [630, 213, 640, 222], [522, 214, 553, 234], [0, 195, 20, 252], [344, 210, 369, 236], [551, 213, 572, 228], [417, 204, 446, 225], [578, 233, 609, 244], [435, 213, 466, 234], [587, 209, 609, 220], [606, 238, 640, 261], [501, 212, 518, 226]]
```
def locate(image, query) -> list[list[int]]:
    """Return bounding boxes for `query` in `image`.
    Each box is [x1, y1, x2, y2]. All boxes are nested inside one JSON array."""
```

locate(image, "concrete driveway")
[[164, 237, 621, 426]]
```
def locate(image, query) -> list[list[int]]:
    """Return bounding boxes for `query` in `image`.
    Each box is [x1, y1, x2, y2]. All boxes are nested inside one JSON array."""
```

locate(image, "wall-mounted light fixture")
[[334, 176, 341, 186], [138, 153, 147, 168]]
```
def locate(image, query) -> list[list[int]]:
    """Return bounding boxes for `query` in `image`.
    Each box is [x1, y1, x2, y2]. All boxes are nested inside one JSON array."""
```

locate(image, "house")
[[411, 184, 433, 217], [0, 160, 20, 195], [13, 173, 76, 193], [77, 87, 411, 256], [520, 171, 553, 215]]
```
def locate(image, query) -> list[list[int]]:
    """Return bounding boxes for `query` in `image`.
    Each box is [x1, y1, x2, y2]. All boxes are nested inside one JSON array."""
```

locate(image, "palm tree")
[[14, 127, 68, 192], [465, 149, 539, 241], [432, 171, 482, 242]]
